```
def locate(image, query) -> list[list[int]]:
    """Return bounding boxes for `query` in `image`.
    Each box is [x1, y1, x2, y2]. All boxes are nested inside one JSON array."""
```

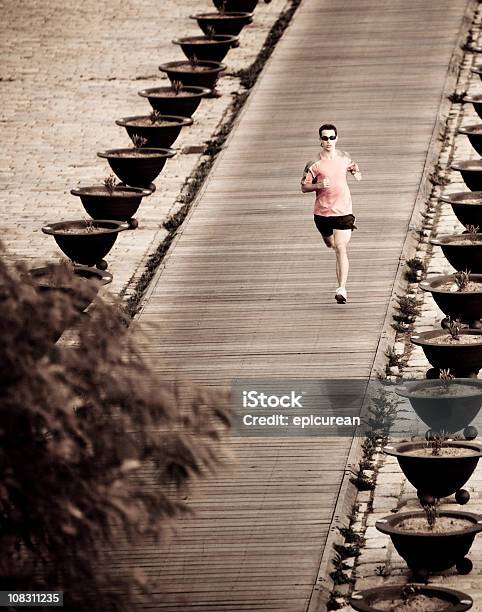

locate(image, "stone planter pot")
[[464, 94, 482, 120], [440, 191, 482, 228], [395, 379, 482, 439], [431, 234, 482, 273], [452, 160, 482, 191], [172, 35, 238, 63], [138, 86, 211, 117], [411, 329, 482, 378], [71, 186, 152, 229], [30, 265, 112, 313], [116, 115, 192, 149], [471, 64, 482, 84], [42, 220, 129, 270], [350, 584, 473, 612], [384, 440, 482, 503], [97, 148, 175, 189], [212, 0, 259, 11], [458, 124, 482, 156], [159, 61, 225, 92], [420, 273, 482, 328], [190, 12, 253, 36], [375, 510, 482, 576]]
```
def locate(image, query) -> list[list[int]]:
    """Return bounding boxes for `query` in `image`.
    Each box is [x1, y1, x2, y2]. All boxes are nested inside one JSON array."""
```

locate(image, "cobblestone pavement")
[[336, 13, 482, 609], [0, 0, 289, 295]]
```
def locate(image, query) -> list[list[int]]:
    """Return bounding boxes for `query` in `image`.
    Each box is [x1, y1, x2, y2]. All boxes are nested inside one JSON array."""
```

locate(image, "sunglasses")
[[321, 135, 337, 141]]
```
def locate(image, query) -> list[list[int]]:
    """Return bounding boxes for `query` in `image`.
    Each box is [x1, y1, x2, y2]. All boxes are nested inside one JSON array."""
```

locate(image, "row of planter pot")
[[407, 66, 482, 379], [350, 380, 482, 611], [351, 60, 482, 611], [39, 2, 267, 271]]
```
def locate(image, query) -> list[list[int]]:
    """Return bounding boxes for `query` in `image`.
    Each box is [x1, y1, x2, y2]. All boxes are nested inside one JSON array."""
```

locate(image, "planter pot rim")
[[384, 440, 482, 459], [440, 191, 482, 204], [350, 584, 473, 612], [452, 160, 482, 171], [172, 34, 238, 44], [97, 147, 176, 159], [116, 115, 193, 127], [471, 65, 482, 75], [159, 60, 226, 73], [42, 220, 129, 235], [430, 233, 482, 246], [411, 329, 482, 346], [30, 265, 113, 286], [420, 273, 482, 293], [395, 377, 482, 398], [190, 11, 253, 18], [464, 94, 482, 103], [459, 124, 482, 135], [376, 510, 482, 538], [71, 186, 152, 197], [138, 86, 212, 99]]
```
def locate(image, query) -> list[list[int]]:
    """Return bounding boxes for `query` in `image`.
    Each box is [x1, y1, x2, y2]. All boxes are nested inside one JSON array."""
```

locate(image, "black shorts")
[[313, 214, 357, 237]]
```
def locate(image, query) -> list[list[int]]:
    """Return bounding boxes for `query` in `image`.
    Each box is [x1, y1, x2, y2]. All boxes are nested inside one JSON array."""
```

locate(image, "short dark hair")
[[319, 124, 337, 138]]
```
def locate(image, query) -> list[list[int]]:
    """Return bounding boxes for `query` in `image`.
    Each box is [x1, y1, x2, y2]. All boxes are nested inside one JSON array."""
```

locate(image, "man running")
[[301, 123, 362, 304]]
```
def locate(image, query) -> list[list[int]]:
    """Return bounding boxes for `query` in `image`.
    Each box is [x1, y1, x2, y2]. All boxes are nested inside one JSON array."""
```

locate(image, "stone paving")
[[333, 11, 482, 609], [0, 0, 290, 296]]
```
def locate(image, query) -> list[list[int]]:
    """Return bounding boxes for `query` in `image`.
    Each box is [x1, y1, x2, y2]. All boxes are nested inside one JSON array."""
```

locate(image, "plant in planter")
[[411, 325, 482, 378], [70, 174, 152, 229], [172, 33, 238, 63], [116, 112, 192, 149], [384, 436, 482, 504], [159, 57, 226, 94], [395, 377, 482, 439], [138, 80, 211, 117], [440, 191, 482, 228], [98, 134, 175, 190], [375, 507, 482, 579], [431, 231, 482, 273], [451, 160, 482, 191], [350, 584, 473, 612], [420, 271, 482, 329], [0, 251, 230, 611], [42, 219, 129, 270], [190, 11, 253, 37]]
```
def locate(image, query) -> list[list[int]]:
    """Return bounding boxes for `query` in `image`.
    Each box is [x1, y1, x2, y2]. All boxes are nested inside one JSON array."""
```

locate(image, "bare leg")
[[333, 229, 352, 288]]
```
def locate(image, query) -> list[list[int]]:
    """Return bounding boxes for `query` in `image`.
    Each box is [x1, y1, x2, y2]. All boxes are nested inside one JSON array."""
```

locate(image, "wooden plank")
[[127, 0, 470, 610]]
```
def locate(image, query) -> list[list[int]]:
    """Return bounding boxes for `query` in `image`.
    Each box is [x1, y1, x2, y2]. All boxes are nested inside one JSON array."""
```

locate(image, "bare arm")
[[345, 152, 362, 181], [300, 161, 330, 193]]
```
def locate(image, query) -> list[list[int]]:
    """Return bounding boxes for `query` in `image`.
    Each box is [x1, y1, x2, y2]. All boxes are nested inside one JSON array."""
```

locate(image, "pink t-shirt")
[[305, 153, 359, 217]]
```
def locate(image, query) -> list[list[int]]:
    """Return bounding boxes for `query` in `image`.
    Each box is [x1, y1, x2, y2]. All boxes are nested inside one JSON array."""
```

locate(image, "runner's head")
[[319, 124, 338, 151]]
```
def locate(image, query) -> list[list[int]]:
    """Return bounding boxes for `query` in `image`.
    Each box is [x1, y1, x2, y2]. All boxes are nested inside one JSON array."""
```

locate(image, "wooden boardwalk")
[[130, 0, 470, 610]]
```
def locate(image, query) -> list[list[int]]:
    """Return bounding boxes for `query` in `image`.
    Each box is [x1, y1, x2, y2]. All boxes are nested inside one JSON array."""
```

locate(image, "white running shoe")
[[335, 287, 347, 304]]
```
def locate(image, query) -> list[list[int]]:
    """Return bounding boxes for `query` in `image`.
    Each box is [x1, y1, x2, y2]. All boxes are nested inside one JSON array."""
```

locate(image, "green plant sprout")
[[131, 133, 148, 149], [467, 224, 480, 243], [446, 317, 461, 341], [206, 25, 216, 39], [82, 218, 96, 233], [149, 109, 163, 124], [103, 174, 118, 194], [423, 503, 437, 530], [454, 269, 470, 291], [189, 54, 200, 70], [172, 80, 183, 95]]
